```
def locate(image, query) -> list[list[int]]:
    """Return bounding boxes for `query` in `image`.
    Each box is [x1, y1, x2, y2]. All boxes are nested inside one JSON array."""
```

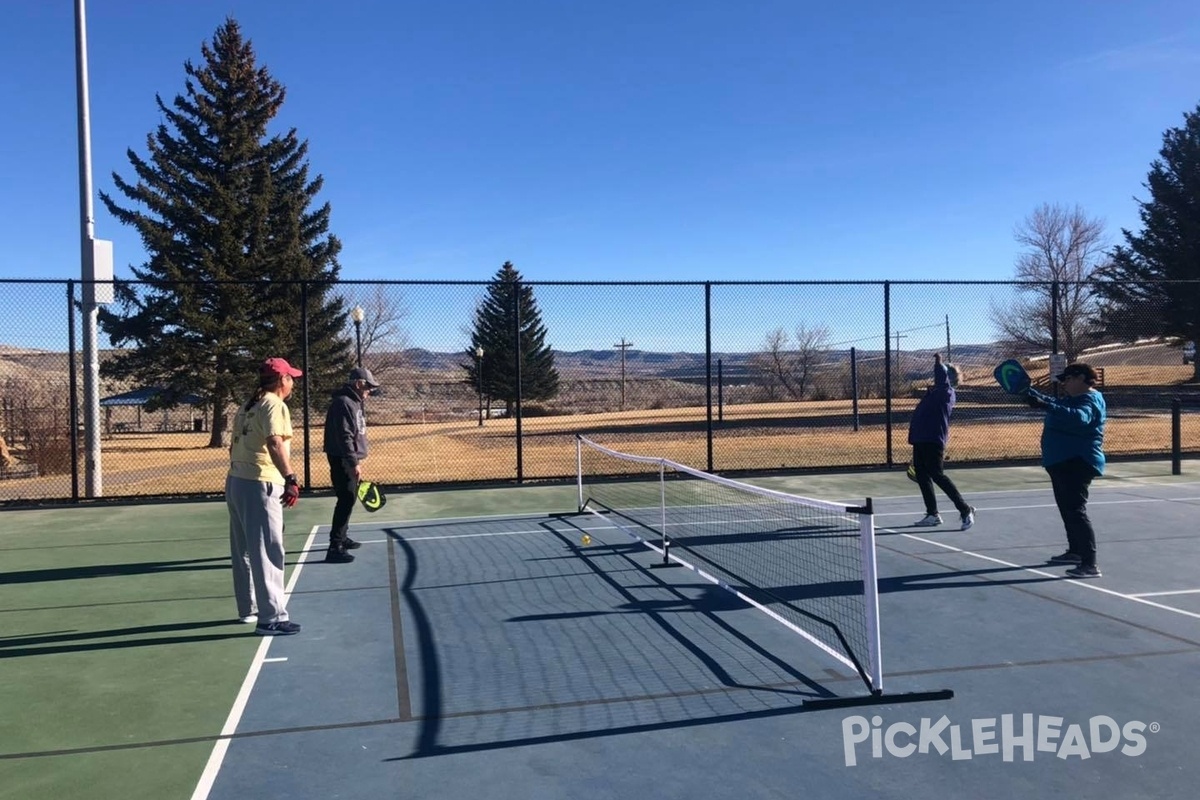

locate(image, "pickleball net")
[[575, 435, 884, 696]]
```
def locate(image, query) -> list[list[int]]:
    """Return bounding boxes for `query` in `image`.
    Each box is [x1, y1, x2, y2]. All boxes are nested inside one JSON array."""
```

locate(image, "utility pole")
[[893, 330, 906, 380], [614, 338, 633, 412], [76, 0, 112, 497], [945, 314, 951, 362]]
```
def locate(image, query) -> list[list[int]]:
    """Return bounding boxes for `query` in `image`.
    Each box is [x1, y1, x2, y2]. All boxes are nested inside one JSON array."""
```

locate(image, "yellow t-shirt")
[[228, 392, 292, 484]]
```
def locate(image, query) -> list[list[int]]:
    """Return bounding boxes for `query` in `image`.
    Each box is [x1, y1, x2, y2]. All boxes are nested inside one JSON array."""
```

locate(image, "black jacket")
[[323, 385, 368, 462]]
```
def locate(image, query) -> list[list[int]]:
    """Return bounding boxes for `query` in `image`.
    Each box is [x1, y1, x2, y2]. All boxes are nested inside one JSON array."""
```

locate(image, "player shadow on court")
[[0, 619, 251, 659], [0, 556, 233, 585]]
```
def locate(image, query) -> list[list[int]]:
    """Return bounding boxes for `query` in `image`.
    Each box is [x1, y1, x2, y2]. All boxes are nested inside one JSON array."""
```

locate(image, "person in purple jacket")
[[908, 353, 975, 530]]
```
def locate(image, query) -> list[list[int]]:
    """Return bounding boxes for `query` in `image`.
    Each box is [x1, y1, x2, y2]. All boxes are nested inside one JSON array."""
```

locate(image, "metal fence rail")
[[2, 277, 1197, 504]]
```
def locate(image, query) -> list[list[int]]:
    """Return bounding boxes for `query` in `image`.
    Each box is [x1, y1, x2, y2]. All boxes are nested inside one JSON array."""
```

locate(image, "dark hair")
[[243, 373, 285, 411], [1061, 362, 1098, 385]]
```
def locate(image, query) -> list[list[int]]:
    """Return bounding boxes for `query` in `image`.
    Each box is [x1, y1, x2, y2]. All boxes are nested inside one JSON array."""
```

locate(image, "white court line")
[[189, 524, 321, 800], [892, 530, 1200, 621], [341, 509, 565, 530], [869, 480, 1200, 502], [874, 494, 1200, 518], [1130, 589, 1200, 598], [263, 657, 288, 663]]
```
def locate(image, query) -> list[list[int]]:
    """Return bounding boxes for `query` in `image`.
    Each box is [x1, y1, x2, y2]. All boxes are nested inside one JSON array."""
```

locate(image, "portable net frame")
[[576, 435, 884, 697]]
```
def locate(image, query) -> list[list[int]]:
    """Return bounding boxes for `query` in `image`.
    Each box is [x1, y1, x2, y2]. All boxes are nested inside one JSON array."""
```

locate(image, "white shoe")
[[960, 508, 975, 531], [238, 615, 258, 624], [914, 514, 942, 526]]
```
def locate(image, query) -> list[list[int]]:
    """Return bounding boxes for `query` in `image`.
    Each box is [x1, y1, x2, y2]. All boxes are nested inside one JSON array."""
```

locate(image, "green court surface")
[[0, 461, 1194, 799]]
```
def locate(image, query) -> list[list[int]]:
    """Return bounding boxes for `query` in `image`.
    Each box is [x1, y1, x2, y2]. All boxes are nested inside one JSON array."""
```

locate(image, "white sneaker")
[[238, 615, 258, 624], [960, 508, 975, 531], [914, 514, 942, 526]]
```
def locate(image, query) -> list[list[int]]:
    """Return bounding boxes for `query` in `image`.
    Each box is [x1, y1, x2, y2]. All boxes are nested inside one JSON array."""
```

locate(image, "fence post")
[[705, 282, 713, 472], [717, 358, 723, 423], [1172, 397, 1182, 475], [513, 280, 523, 483], [68, 280, 80, 502], [884, 281, 893, 466], [851, 346, 859, 432], [300, 281, 312, 489]]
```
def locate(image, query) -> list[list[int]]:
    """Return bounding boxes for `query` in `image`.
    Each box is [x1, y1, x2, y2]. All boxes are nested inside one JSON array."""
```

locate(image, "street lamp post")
[[351, 305, 364, 367], [475, 345, 484, 426]]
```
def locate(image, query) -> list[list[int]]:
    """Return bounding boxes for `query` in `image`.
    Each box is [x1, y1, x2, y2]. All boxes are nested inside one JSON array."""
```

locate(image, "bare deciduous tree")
[[749, 324, 831, 400], [353, 285, 411, 381], [989, 203, 1107, 362]]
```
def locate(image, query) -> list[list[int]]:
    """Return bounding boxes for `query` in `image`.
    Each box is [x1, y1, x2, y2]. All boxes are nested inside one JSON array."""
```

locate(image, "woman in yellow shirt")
[[226, 357, 303, 635]]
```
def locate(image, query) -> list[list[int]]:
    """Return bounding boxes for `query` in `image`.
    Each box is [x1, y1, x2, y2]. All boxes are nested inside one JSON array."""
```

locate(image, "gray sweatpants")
[[225, 475, 289, 624]]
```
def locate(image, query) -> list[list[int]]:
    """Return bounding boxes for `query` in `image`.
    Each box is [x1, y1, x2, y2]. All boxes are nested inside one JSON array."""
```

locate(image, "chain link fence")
[[2, 278, 1198, 504]]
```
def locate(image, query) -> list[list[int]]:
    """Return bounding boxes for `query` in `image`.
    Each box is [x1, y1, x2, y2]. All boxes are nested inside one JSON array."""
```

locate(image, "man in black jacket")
[[322, 366, 380, 563]]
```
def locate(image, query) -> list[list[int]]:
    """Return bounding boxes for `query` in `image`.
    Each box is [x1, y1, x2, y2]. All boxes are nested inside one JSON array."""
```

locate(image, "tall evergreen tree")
[[1093, 102, 1200, 377], [464, 262, 559, 414], [98, 19, 350, 446]]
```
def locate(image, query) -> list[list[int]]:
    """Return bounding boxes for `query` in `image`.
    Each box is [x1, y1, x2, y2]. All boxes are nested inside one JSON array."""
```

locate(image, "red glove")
[[282, 474, 300, 508]]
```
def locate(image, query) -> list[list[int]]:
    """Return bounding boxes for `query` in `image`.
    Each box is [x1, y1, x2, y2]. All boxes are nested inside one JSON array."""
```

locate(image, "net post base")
[[803, 689, 954, 711]]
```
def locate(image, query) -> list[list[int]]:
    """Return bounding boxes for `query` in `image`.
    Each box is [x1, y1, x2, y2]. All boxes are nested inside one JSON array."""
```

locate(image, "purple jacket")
[[907, 362, 955, 446]]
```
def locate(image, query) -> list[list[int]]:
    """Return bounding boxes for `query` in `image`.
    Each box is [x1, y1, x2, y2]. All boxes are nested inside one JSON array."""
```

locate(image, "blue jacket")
[[1026, 387, 1106, 474], [908, 362, 954, 447]]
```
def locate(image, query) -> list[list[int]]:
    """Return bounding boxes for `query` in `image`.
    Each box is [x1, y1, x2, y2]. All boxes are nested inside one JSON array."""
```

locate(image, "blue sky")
[[2, 1, 1198, 351]]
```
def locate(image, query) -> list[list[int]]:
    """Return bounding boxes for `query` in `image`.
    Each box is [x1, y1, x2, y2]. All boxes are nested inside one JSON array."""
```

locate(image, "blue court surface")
[[194, 479, 1200, 800]]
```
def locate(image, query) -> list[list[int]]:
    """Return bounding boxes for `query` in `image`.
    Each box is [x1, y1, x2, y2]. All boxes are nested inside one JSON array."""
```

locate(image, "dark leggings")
[[912, 442, 970, 516], [1047, 458, 1098, 567], [327, 455, 358, 545]]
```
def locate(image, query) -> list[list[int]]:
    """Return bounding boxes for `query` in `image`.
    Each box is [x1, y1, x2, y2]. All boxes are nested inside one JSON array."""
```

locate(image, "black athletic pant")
[[1046, 457, 1098, 567], [327, 455, 358, 547], [912, 442, 970, 517]]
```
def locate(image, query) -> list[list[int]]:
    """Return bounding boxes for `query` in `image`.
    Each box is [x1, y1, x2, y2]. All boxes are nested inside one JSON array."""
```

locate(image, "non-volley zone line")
[[873, 492, 1200, 520], [883, 529, 1200, 622]]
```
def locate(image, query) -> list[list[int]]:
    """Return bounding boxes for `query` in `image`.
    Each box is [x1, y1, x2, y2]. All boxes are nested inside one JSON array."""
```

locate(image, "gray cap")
[[349, 366, 381, 389]]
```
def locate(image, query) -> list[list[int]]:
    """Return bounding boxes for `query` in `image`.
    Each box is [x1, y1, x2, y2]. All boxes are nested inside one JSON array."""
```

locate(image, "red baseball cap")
[[260, 357, 303, 378]]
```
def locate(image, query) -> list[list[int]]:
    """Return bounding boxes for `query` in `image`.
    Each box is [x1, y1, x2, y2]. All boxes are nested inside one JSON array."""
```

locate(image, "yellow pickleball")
[[581, 534, 592, 546]]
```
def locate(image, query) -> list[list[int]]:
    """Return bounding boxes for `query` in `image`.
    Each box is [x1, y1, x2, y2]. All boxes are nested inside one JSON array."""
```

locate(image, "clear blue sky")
[[3, 0, 1198, 286], [1, 1, 1198, 353]]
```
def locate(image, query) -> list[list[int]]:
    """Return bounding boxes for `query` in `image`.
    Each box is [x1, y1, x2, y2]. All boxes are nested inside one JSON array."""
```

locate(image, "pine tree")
[[464, 262, 559, 414], [98, 19, 350, 446], [1093, 102, 1200, 377]]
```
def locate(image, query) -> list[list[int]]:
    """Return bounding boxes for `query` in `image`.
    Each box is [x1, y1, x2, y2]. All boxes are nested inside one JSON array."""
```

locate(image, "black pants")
[[912, 442, 970, 517], [1046, 457, 1098, 567], [327, 455, 358, 547]]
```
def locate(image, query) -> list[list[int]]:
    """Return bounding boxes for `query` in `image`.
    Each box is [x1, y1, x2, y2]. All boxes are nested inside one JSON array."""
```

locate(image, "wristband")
[[285, 473, 299, 486]]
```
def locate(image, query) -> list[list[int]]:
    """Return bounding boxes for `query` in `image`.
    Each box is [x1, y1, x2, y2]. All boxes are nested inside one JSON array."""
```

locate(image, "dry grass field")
[[2, 387, 1196, 502]]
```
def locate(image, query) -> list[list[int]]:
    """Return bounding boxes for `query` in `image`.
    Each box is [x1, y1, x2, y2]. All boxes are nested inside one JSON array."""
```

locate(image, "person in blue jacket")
[[908, 354, 975, 530], [1024, 362, 1106, 578]]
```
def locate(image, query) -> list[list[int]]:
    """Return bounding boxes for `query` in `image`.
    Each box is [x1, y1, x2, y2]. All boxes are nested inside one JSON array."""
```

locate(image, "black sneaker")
[[1065, 564, 1102, 579], [256, 620, 301, 636], [1047, 551, 1082, 564], [342, 537, 362, 550], [325, 546, 355, 564]]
